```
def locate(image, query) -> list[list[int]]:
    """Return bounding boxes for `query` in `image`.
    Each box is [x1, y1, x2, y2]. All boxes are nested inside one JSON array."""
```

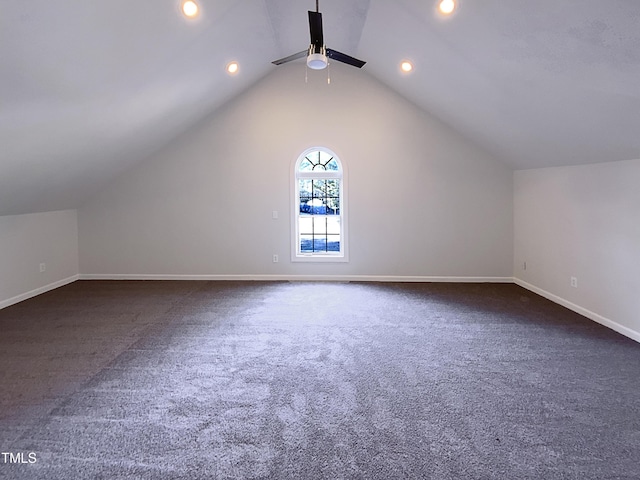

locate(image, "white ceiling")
[[2, 0, 639, 215]]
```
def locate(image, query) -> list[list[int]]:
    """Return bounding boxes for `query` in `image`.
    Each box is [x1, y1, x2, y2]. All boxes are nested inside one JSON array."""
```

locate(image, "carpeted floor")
[[0, 280, 639, 479]]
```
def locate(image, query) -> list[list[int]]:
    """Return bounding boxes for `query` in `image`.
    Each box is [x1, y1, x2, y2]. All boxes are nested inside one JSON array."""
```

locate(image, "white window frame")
[[291, 147, 348, 263]]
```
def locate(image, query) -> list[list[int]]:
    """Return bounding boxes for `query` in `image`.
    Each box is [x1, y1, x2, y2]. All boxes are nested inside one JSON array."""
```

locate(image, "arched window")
[[292, 147, 348, 262]]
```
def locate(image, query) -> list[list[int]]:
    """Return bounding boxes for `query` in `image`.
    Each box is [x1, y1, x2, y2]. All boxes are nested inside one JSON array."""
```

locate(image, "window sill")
[[292, 254, 349, 263]]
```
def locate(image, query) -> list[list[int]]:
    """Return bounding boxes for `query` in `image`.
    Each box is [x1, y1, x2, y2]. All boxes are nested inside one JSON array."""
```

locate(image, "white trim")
[[80, 273, 512, 283], [514, 277, 640, 344], [0, 274, 80, 310], [298, 171, 342, 179], [291, 253, 349, 263], [292, 146, 348, 262]]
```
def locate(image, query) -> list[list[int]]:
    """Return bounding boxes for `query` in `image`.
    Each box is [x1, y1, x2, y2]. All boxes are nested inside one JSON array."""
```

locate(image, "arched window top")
[[297, 148, 342, 174]]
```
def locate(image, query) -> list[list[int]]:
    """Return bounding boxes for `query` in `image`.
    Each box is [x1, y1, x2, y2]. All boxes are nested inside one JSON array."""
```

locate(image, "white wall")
[[78, 63, 513, 280], [0, 210, 79, 308], [514, 159, 640, 341]]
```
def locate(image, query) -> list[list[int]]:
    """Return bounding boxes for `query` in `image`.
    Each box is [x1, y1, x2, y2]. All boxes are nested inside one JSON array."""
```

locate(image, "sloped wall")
[[514, 159, 640, 341], [78, 64, 513, 279]]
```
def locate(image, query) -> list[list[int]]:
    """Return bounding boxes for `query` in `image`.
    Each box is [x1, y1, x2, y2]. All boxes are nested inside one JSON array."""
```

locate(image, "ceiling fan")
[[271, 0, 366, 70]]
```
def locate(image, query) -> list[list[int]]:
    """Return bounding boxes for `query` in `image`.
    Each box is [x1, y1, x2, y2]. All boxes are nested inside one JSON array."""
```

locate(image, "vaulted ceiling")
[[2, 0, 639, 215]]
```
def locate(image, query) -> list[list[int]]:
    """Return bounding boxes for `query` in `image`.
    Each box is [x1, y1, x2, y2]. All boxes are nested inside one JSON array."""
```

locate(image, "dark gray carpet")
[[0, 280, 639, 479]]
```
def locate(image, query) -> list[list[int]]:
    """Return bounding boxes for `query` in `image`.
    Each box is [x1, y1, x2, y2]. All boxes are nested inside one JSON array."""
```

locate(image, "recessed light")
[[181, 0, 199, 18], [438, 0, 456, 15], [226, 62, 239, 75], [400, 61, 413, 73]]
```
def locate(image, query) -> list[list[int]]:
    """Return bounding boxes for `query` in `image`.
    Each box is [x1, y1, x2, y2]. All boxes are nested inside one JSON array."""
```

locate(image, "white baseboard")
[[79, 273, 514, 283], [514, 277, 640, 344], [0, 274, 80, 310]]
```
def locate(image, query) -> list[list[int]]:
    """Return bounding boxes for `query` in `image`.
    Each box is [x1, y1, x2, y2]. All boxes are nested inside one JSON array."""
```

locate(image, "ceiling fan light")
[[307, 53, 328, 70]]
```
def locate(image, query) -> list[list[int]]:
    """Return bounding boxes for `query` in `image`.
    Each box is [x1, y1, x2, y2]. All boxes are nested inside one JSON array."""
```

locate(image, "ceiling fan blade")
[[308, 11, 324, 50], [272, 50, 307, 65], [327, 48, 366, 68]]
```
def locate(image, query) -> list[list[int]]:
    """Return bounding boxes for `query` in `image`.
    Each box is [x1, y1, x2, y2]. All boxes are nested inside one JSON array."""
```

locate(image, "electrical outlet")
[[570, 276, 578, 288], [39, 263, 46, 273], [272, 254, 279, 263], [272, 210, 279, 219]]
